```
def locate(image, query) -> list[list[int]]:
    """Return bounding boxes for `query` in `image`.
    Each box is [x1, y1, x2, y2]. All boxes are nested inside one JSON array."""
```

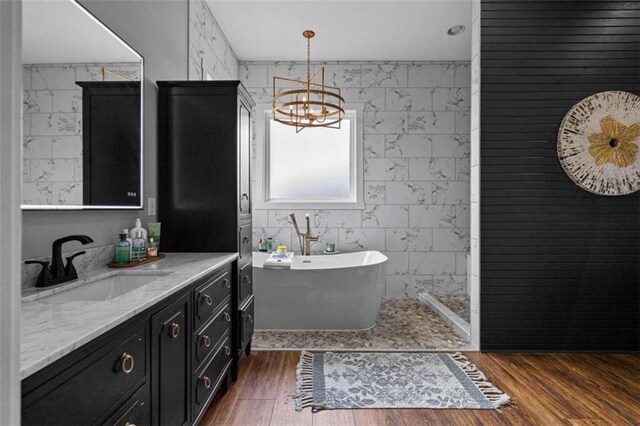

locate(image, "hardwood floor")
[[201, 351, 640, 425]]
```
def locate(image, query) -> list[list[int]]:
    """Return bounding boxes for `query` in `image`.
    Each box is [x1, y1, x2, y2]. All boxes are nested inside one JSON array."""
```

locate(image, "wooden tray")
[[107, 253, 165, 268]]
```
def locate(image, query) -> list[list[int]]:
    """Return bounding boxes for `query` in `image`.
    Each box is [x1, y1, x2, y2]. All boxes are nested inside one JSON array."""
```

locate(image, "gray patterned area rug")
[[295, 351, 511, 412]]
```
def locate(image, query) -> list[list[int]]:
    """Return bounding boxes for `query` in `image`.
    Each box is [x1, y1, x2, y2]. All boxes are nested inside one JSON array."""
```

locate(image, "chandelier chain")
[[307, 36, 311, 84]]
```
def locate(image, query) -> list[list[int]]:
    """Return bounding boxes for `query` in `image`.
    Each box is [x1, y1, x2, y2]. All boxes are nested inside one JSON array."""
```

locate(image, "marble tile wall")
[[469, 0, 481, 348], [240, 61, 471, 298], [22, 63, 141, 205], [188, 0, 239, 80]]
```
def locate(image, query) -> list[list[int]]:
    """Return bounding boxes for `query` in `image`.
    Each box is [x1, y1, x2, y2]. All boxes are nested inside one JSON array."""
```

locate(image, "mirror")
[[21, 0, 143, 210]]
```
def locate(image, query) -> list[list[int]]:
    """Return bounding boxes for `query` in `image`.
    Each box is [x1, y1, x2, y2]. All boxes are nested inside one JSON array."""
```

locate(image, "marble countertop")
[[21, 252, 238, 380]]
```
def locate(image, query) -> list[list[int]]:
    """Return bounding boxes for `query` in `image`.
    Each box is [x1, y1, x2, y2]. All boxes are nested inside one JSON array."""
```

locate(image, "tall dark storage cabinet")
[[157, 81, 255, 379]]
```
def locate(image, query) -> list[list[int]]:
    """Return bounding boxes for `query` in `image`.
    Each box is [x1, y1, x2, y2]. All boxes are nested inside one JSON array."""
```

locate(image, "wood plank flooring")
[[201, 352, 640, 425]]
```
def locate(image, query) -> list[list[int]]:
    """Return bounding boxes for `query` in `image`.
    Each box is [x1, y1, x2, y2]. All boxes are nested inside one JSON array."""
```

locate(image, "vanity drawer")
[[103, 382, 150, 426], [195, 269, 231, 330], [194, 303, 232, 367], [239, 223, 252, 261], [22, 323, 147, 426], [238, 262, 253, 305], [240, 297, 255, 351], [193, 336, 232, 417]]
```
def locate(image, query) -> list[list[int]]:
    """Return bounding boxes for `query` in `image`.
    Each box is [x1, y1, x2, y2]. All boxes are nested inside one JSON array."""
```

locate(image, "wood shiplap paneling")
[[480, 0, 640, 352]]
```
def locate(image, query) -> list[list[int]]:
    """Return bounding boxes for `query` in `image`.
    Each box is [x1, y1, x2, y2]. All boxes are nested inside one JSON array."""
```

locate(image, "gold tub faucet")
[[289, 213, 318, 256]]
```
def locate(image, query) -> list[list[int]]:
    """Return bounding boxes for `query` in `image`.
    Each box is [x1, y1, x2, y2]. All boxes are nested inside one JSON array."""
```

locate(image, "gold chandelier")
[[272, 30, 345, 132]]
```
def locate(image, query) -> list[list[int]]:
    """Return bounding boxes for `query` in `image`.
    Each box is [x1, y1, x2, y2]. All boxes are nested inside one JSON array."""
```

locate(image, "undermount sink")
[[42, 272, 170, 303]]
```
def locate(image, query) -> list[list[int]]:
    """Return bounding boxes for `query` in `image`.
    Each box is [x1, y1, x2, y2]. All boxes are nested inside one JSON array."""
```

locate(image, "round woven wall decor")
[[557, 91, 640, 196]]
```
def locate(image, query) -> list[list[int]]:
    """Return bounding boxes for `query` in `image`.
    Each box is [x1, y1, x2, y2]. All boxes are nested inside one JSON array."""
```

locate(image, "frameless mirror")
[[21, 0, 143, 210]]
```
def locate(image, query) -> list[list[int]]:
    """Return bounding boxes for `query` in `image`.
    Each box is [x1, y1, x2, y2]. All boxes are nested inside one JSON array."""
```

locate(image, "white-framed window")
[[255, 103, 364, 210]]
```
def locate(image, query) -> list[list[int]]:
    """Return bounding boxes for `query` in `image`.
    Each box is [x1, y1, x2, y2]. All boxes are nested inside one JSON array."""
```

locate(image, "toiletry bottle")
[[147, 238, 158, 257], [129, 218, 148, 244], [123, 228, 133, 258], [267, 237, 274, 253], [257, 237, 264, 252], [115, 234, 130, 265], [132, 230, 147, 261]]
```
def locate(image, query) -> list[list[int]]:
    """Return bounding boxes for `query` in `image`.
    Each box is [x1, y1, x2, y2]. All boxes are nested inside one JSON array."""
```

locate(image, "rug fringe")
[[294, 351, 315, 411], [450, 352, 512, 409]]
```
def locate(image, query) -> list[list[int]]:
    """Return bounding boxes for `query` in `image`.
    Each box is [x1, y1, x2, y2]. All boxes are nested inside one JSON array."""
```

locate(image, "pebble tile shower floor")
[[434, 294, 471, 323], [252, 299, 470, 351]]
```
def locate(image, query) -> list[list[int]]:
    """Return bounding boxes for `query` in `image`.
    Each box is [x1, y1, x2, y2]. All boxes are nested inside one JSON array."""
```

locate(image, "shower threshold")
[[419, 293, 470, 342]]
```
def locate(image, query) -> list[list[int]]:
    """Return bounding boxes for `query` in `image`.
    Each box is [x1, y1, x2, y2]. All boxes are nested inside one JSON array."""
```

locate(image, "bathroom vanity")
[[20, 253, 243, 426]]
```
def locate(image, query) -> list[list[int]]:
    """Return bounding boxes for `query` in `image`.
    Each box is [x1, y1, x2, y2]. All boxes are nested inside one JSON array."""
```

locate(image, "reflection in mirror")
[[22, 0, 143, 209]]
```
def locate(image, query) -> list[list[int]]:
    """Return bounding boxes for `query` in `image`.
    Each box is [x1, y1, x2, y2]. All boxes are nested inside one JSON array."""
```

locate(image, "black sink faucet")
[[51, 235, 94, 279], [25, 234, 94, 287]]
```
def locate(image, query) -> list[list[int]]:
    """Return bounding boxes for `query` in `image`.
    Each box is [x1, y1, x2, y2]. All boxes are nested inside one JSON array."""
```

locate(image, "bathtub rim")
[[252, 250, 388, 270], [254, 322, 378, 333]]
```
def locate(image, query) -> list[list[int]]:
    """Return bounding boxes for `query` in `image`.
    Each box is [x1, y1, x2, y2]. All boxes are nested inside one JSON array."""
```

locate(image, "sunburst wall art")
[[557, 91, 640, 196]]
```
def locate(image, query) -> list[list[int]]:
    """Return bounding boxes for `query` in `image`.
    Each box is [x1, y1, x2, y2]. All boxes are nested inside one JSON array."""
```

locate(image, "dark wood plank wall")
[[480, 0, 640, 352]]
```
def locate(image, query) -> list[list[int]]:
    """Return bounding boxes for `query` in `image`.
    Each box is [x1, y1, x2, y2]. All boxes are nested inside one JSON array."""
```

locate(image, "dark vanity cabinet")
[[157, 81, 256, 380], [22, 261, 235, 426], [152, 294, 190, 426]]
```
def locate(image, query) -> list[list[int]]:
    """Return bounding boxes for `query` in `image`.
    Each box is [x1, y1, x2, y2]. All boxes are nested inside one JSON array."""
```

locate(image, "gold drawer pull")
[[242, 237, 250, 244], [125, 423, 136, 426], [224, 312, 231, 322], [202, 376, 211, 389], [169, 322, 180, 338], [203, 293, 212, 306], [243, 275, 251, 284], [224, 345, 231, 356], [224, 279, 231, 289], [202, 335, 211, 348], [120, 352, 134, 374]]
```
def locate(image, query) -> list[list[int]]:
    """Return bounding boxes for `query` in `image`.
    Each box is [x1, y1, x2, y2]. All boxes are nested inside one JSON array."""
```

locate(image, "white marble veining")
[[241, 60, 470, 298], [20, 253, 237, 379], [188, 0, 239, 80]]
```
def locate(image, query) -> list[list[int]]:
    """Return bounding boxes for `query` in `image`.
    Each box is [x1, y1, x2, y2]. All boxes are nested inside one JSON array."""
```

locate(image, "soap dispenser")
[[122, 228, 133, 258], [129, 218, 148, 243], [115, 234, 131, 265], [132, 231, 147, 261]]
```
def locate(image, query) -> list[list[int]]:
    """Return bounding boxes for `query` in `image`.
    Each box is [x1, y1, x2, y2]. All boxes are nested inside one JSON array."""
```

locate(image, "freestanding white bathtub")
[[253, 251, 387, 331]]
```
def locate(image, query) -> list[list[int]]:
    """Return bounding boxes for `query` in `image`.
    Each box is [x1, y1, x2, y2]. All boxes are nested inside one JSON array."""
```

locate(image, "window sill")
[[254, 201, 365, 210]]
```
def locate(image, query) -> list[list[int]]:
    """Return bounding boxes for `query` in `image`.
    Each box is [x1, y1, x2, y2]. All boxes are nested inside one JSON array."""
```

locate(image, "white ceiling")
[[206, 0, 472, 62], [22, 0, 141, 64]]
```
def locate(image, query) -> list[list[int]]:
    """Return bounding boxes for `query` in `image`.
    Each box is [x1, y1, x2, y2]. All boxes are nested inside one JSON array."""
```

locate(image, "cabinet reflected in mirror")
[[21, 0, 143, 209]]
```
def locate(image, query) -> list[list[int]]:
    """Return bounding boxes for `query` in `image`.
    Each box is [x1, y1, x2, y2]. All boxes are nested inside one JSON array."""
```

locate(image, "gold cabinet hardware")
[[224, 346, 231, 356], [224, 312, 231, 322], [203, 293, 213, 306], [247, 315, 254, 325], [243, 275, 251, 284], [125, 423, 136, 426], [120, 352, 134, 374], [169, 322, 180, 338], [202, 376, 211, 389], [202, 335, 211, 348], [224, 279, 231, 289]]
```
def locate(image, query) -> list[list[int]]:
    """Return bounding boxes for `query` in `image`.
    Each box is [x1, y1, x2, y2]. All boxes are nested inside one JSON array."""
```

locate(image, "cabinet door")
[[152, 294, 190, 426], [240, 298, 255, 352], [239, 103, 251, 214]]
